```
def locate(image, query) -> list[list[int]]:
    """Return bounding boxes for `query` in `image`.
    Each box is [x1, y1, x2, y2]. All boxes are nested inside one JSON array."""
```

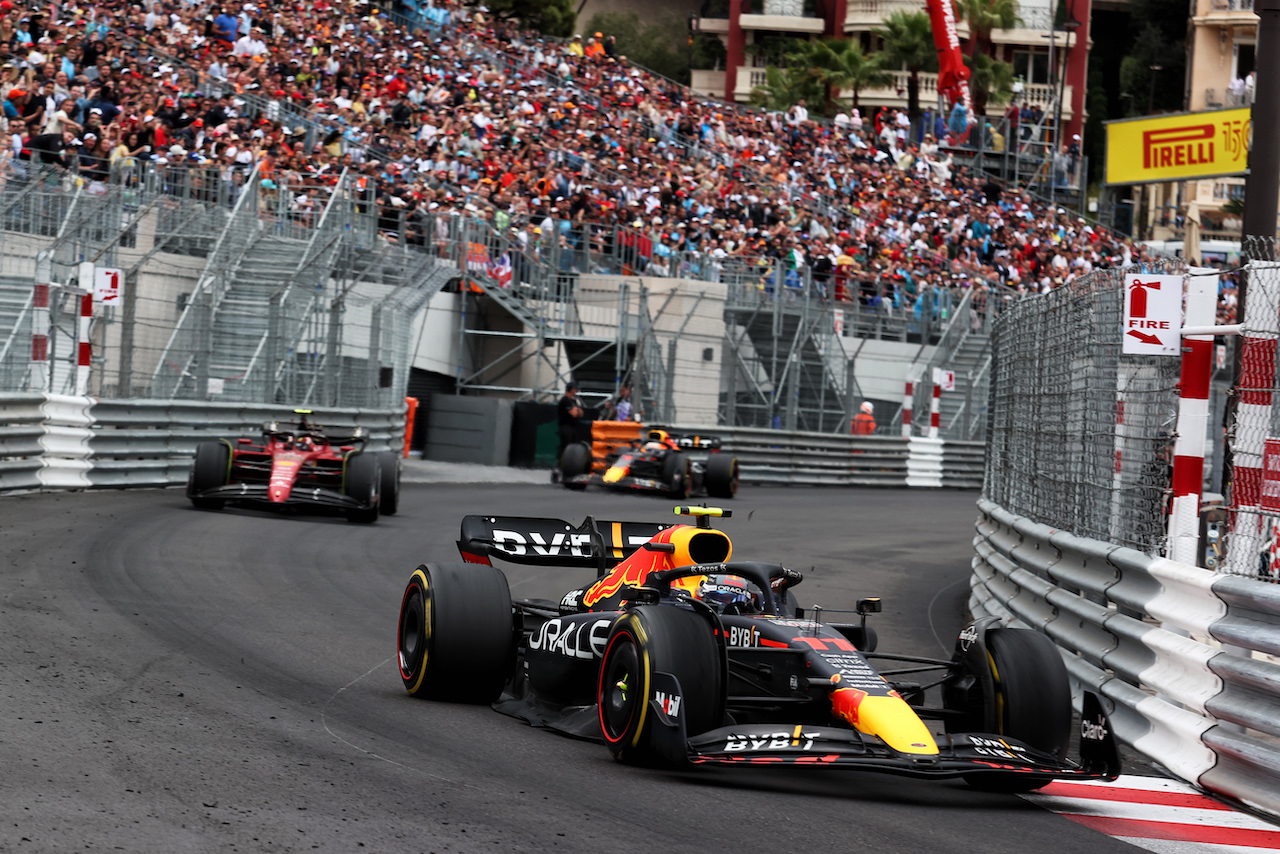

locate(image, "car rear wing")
[[671, 434, 721, 451], [457, 514, 673, 574]]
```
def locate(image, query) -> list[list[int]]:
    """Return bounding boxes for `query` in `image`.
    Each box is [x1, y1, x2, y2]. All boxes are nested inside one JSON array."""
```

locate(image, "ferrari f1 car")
[[396, 507, 1121, 790], [186, 411, 401, 523], [559, 428, 739, 499]]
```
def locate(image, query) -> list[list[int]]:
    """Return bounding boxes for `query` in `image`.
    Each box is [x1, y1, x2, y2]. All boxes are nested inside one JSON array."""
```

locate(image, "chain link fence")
[[1223, 237, 1280, 579], [984, 260, 1184, 554], [0, 161, 452, 408]]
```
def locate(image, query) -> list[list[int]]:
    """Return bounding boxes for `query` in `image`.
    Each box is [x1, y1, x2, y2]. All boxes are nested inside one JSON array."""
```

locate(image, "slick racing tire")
[[597, 605, 725, 767], [962, 628, 1072, 793], [188, 441, 230, 510], [398, 562, 514, 703], [661, 452, 692, 500], [704, 454, 740, 500], [343, 452, 381, 523], [559, 442, 592, 491], [376, 451, 401, 516]]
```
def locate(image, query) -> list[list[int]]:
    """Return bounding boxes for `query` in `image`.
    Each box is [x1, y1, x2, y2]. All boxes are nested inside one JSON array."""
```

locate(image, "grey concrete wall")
[[424, 393, 513, 466]]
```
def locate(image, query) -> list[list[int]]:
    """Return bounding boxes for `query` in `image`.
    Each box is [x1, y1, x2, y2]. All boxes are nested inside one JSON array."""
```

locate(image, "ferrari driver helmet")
[[696, 575, 756, 614]]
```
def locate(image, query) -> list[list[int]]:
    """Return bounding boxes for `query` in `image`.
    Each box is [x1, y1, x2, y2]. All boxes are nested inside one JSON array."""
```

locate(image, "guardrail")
[[971, 496, 1280, 818], [0, 394, 404, 492], [664, 423, 984, 489]]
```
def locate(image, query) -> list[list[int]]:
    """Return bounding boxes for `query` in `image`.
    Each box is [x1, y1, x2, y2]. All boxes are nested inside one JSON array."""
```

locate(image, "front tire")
[[661, 452, 692, 500], [704, 454, 739, 499], [397, 562, 514, 702], [962, 628, 1072, 792], [597, 605, 724, 766], [376, 451, 401, 516], [559, 441, 592, 491], [344, 452, 381, 523], [188, 441, 230, 510]]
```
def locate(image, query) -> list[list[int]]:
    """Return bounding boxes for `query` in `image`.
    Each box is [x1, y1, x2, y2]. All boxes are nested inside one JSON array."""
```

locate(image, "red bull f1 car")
[[186, 411, 400, 523], [396, 507, 1121, 790], [559, 429, 739, 499]]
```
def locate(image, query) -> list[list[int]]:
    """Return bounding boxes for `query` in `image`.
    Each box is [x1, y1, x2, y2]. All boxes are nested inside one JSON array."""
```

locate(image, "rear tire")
[[376, 451, 401, 516], [598, 605, 724, 766], [397, 562, 514, 702], [704, 454, 739, 499], [661, 452, 692, 500], [962, 628, 1072, 792], [188, 441, 230, 510], [344, 452, 381, 523], [559, 442, 592, 491]]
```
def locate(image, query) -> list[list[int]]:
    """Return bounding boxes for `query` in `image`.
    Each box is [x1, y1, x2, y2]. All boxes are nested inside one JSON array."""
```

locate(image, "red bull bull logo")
[[581, 525, 733, 607]]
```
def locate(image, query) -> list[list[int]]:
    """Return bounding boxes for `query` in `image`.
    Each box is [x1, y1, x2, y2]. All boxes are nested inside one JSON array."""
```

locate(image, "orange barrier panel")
[[403, 396, 418, 459], [590, 421, 642, 472]]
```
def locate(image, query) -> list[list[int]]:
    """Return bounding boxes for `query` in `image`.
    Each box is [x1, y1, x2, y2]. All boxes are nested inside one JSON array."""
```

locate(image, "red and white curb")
[[1024, 775, 1280, 852]]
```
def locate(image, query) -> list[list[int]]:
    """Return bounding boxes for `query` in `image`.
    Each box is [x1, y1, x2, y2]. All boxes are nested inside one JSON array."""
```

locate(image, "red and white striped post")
[[29, 282, 50, 392], [75, 293, 92, 395], [928, 368, 942, 439], [1167, 274, 1217, 564], [901, 372, 914, 439], [1225, 272, 1278, 577]]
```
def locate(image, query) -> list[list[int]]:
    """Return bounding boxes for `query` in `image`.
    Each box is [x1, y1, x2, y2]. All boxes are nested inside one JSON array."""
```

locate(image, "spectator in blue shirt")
[[212, 8, 238, 45]]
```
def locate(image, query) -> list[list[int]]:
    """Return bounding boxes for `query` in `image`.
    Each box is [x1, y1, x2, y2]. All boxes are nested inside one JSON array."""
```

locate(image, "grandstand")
[[0, 0, 1186, 439]]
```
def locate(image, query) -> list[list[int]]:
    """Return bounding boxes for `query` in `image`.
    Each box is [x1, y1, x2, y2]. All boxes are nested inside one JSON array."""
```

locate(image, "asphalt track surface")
[[1, 482, 1157, 853]]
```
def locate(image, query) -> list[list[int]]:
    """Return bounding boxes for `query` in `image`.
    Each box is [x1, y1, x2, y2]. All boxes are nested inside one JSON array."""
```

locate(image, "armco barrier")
[[664, 423, 984, 488], [971, 496, 1280, 819], [0, 394, 403, 491], [0, 397, 980, 493]]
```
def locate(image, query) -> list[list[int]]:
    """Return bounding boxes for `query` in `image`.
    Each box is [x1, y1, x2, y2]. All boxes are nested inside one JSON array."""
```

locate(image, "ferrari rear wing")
[[458, 514, 674, 573]]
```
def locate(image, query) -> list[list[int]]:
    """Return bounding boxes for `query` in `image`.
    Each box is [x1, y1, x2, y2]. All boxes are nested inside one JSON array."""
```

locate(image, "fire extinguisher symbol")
[[1129, 278, 1159, 319]]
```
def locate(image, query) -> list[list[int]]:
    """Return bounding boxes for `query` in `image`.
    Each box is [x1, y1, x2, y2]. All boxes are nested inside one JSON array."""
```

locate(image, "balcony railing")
[[734, 66, 1071, 119], [1210, 0, 1254, 11]]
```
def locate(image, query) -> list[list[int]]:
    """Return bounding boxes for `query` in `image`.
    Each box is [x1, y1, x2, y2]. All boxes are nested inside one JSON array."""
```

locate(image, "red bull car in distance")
[[396, 507, 1121, 790], [186, 412, 400, 523], [559, 429, 739, 499]]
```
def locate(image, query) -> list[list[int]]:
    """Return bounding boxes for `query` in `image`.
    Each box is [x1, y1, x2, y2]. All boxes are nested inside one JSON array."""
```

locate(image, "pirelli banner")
[[1105, 107, 1250, 186]]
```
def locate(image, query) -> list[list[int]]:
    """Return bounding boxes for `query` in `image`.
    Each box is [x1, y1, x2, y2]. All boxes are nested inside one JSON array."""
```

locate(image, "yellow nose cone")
[[832, 689, 938, 755]]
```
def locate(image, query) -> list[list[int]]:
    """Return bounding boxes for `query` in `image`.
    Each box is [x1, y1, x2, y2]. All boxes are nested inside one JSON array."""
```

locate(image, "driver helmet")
[[696, 575, 755, 614], [647, 428, 671, 446]]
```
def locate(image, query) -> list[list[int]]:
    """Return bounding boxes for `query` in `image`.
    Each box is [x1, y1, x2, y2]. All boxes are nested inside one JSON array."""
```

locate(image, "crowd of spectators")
[[0, 0, 1236, 322]]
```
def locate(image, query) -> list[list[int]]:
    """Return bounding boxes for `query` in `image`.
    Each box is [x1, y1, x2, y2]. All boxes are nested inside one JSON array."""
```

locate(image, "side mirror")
[[856, 598, 882, 615]]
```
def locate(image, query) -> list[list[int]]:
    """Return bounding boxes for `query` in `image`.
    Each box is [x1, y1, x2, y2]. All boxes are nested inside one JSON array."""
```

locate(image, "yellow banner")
[[1105, 108, 1250, 185]]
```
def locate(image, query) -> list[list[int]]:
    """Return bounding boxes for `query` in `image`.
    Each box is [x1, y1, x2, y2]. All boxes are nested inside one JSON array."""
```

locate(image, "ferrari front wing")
[[190, 482, 369, 510]]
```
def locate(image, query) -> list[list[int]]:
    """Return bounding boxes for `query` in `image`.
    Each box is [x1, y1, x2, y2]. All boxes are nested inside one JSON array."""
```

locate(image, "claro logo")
[[1081, 718, 1109, 741], [1143, 125, 1214, 169]]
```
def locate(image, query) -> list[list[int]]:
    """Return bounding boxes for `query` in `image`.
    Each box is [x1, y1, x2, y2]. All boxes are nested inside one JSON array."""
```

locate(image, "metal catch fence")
[[984, 260, 1185, 553]]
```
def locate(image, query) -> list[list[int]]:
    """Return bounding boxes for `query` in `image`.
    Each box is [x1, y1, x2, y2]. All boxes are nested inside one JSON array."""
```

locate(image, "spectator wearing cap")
[[568, 34, 584, 57], [2, 87, 22, 121]]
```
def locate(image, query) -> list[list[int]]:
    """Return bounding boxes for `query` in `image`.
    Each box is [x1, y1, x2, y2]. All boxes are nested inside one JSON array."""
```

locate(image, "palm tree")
[[875, 10, 938, 125], [748, 64, 822, 113], [806, 37, 892, 111], [954, 0, 1022, 62], [965, 52, 1016, 118]]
